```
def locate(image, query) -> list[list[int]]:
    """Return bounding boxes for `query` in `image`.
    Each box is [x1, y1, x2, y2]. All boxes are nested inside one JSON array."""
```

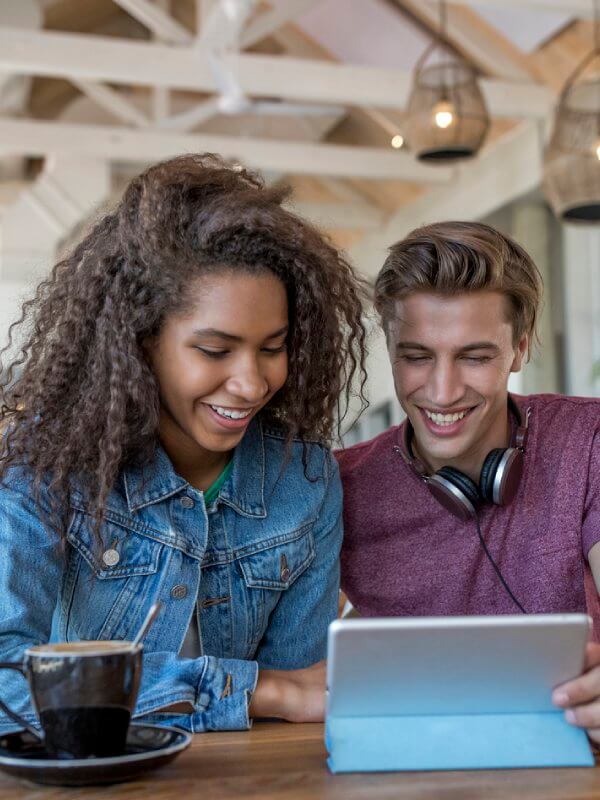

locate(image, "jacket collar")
[[219, 417, 266, 518], [124, 417, 266, 517]]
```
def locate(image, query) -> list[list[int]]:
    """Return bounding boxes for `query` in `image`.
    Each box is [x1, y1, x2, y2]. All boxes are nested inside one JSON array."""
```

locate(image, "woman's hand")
[[553, 642, 600, 743], [249, 660, 326, 723]]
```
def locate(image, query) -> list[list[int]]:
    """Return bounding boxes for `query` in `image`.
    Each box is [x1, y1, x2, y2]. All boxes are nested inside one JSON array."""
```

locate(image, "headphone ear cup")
[[479, 448, 506, 503], [438, 467, 481, 507], [427, 466, 481, 521]]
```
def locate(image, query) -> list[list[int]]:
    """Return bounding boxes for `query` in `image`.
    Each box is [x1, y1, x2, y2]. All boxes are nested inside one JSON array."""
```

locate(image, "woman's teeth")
[[210, 405, 253, 420], [424, 409, 468, 426]]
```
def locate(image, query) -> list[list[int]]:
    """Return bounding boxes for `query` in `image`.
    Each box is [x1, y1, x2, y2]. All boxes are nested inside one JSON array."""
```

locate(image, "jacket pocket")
[[62, 510, 164, 641], [66, 510, 163, 579], [234, 525, 316, 657], [237, 525, 315, 590]]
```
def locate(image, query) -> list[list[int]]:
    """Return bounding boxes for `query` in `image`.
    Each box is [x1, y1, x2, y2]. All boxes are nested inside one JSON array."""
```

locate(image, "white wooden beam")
[[0, 28, 554, 119], [289, 201, 385, 230], [240, 0, 320, 49], [0, 157, 110, 283], [70, 79, 150, 128], [396, 0, 533, 81], [152, 0, 172, 123], [157, 98, 221, 131], [351, 121, 544, 278], [0, 118, 454, 181], [200, 0, 257, 48], [450, 0, 583, 16], [112, 0, 193, 44], [197, 0, 219, 34]]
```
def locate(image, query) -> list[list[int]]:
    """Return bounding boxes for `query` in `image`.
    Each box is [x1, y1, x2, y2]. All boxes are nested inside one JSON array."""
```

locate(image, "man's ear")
[[510, 334, 528, 373]]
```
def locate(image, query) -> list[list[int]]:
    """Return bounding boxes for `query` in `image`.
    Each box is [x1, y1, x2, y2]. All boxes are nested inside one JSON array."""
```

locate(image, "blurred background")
[[0, 0, 598, 444]]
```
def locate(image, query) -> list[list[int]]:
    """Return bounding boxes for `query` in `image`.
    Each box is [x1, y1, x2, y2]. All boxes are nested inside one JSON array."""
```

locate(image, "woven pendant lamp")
[[543, 4, 600, 222], [405, 1, 490, 163]]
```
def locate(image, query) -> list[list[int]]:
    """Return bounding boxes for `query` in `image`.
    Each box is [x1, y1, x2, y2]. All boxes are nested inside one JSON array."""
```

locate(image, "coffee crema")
[[29, 641, 135, 656]]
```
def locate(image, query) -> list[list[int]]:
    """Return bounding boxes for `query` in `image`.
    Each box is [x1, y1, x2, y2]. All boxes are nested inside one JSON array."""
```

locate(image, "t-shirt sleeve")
[[582, 427, 600, 559]]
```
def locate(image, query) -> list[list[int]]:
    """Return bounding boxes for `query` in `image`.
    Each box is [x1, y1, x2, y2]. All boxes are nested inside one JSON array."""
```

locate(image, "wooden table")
[[2, 722, 600, 799]]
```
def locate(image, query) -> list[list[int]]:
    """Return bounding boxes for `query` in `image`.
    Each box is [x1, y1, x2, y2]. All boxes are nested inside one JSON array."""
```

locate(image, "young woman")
[[0, 154, 367, 734]]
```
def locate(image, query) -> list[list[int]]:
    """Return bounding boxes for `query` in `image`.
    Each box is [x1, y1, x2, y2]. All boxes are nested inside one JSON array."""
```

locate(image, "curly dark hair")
[[0, 154, 368, 536]]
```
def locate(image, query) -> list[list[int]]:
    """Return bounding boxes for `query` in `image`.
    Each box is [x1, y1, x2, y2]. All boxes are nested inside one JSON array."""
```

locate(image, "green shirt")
[[203, 458, 233, 506]]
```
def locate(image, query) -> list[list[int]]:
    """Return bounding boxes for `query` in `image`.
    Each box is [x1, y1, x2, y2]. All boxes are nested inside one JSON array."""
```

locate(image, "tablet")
[[327, 614, 591, 718]]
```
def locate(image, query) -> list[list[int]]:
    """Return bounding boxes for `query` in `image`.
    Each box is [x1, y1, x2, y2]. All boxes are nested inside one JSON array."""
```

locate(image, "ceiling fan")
[[193, 0, 342, 121]]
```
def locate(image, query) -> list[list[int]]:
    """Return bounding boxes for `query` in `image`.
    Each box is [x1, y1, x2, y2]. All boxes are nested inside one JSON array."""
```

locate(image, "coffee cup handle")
[[0, 662, 44, 741]]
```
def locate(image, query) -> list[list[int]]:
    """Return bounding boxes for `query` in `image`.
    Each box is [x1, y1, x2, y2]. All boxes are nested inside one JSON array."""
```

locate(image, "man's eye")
[[402, 355, 430, 363], [463, 356, 491, 364]]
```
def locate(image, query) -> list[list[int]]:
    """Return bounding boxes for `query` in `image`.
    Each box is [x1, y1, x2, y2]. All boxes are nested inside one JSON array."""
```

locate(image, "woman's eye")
[[196, 347, 229, 359], [262, 345, 287, 354]]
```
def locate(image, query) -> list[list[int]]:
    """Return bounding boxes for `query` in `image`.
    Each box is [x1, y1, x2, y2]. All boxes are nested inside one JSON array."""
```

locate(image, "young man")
[[338, 221, 600, 742]]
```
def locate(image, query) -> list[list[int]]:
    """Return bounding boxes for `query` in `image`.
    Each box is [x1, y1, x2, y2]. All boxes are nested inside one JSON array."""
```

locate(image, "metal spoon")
[[131, 602, 162, 648]]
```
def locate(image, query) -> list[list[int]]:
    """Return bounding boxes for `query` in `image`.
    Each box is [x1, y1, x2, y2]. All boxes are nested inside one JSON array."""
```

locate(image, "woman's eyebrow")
[[264, 326, 289, 340], [193, 328, 242, 342], [192, 325, 288, 341]]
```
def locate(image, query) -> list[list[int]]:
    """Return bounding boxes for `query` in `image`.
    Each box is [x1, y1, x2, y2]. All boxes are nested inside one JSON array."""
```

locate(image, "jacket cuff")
[[192, 656, 259, 732]]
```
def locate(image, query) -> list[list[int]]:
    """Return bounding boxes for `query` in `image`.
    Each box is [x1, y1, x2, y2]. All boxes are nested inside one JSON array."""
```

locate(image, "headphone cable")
[[474, 517, 526, 614]]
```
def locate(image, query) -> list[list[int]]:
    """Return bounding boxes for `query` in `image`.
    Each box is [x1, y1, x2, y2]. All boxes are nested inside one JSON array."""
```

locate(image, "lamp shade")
[[406, 58, 490, 163], [543, 57, 600, 223]]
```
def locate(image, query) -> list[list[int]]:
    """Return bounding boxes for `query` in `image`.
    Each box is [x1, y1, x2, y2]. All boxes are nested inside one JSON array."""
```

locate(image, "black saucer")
[[0, 723, 191, 786]]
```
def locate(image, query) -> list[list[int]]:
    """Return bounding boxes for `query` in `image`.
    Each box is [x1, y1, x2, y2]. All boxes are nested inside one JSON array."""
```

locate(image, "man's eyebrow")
[[459, 342, 501, 353], [192, 326, 288, 342], [395, 341, 500, 352], [396, 342, 430, 350]]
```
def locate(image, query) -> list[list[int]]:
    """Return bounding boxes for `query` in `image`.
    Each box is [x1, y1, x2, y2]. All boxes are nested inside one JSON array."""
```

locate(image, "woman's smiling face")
[[147, 270, 289, 464]]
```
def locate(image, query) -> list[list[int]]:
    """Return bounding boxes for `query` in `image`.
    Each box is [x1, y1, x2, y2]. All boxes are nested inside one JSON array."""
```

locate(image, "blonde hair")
[[374, 221, 542, 353]]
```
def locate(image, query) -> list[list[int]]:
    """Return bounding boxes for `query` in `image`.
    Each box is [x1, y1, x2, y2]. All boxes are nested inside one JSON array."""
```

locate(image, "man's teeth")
[[210, 405, 253, 420], [424, 409, 469, 426]]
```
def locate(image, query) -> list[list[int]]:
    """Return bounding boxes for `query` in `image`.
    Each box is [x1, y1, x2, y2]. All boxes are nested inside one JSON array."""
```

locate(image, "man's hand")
[[553, 642, 600, 744], [249, 661, 326, 723]]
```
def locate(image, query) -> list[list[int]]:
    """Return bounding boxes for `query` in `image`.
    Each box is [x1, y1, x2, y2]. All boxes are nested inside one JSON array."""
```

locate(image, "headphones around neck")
[[395, 398, 530, 522]]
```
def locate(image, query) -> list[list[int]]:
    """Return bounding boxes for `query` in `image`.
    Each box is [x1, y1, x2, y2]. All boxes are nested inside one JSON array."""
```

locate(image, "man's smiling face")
[[387, 290, 527, 478]]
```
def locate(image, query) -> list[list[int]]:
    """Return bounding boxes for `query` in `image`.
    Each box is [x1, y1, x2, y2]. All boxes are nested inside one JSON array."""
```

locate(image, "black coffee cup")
[[0, 641, 142, 759]]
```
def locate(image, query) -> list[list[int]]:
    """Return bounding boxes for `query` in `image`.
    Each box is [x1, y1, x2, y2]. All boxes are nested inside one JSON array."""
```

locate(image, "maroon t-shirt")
[[337, 394, 600, 637]]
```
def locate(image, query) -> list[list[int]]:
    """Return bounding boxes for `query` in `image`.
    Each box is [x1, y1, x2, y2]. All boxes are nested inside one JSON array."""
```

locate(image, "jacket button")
[[171, 584, 188, 599], [180, 496, 195, 509], [102, 549, 120, 566], [280, 567, 290, 582]]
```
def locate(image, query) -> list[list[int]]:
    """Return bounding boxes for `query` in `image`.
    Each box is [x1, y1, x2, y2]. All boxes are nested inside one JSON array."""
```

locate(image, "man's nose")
[[428, 361, 464, 408]]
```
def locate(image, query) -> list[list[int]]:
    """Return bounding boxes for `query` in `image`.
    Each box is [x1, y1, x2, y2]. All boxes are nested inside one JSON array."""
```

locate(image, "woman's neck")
[[158, 416, 232, 492]]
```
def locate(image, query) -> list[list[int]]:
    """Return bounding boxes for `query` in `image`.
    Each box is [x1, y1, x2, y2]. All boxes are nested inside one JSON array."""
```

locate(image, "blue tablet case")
[[326, 712, 594, 772], [325, 616, 595, 773]]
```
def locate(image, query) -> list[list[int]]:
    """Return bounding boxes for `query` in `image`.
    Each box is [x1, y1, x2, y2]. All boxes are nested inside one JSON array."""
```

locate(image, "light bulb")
[[595, 142, 600, 161], [432, 100, 455, 130], [391, 134, 404, 149]]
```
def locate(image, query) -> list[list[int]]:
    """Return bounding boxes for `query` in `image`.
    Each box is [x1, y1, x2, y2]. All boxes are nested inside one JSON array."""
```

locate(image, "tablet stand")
[[326, 711, 594, 772]]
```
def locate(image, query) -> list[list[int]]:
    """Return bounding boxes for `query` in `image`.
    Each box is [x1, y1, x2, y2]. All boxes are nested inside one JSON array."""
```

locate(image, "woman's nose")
[[225, 361, 269, 403]]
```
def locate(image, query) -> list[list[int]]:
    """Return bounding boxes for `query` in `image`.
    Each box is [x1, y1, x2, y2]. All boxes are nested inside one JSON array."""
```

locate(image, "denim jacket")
[[0, 419, 342, 733]]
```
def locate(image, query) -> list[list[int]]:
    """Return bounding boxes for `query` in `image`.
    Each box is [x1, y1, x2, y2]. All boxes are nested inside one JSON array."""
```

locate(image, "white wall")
[[562, 227, 600, 397], [0, 280, 34, 356]]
